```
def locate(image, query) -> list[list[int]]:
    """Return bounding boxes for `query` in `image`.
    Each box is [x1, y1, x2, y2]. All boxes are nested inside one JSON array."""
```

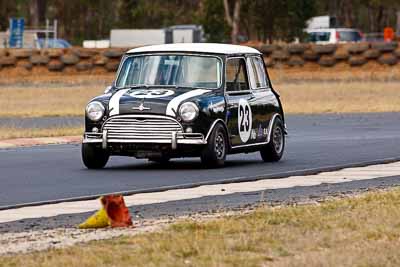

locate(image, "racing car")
[[82, 43, 286, 168]]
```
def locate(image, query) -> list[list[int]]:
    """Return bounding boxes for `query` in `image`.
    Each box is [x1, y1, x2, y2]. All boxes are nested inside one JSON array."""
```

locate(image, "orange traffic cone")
[[78, 195, 133, 229], [101, 195, 133, 227]]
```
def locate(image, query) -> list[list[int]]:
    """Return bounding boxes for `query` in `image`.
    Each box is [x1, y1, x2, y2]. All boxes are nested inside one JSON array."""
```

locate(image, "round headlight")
[[86, 101, 105, 121], [179, 102, 199, 122]]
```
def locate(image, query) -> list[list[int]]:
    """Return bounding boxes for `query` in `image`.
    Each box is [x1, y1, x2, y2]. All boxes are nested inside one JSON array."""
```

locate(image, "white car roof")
[[127, 43, 261, 55]]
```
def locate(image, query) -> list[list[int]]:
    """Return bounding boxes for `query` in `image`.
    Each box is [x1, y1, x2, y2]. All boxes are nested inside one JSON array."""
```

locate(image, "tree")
[[223, 0, 241, 44], [240, 0, 316, 43], [0, 0, 29, 31], [397, 10, 400, 36], [284, 0, 316, 41], [316, 0, 400, 33], [198, 0, 230, 42], [8, 0, 400, 45], [29, 0, 47, 27]]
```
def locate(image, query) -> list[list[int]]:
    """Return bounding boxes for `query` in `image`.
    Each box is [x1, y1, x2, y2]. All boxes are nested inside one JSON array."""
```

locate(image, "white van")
[[306, 28, 363, 44]]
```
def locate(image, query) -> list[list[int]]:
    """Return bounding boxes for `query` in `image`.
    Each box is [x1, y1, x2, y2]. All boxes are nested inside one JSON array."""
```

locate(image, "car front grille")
[[102, 115, 183, 141]]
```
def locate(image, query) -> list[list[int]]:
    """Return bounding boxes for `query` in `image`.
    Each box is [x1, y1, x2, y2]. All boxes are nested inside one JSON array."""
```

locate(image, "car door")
[[225, 57, 258, 147], [246, 55, 279, 143]]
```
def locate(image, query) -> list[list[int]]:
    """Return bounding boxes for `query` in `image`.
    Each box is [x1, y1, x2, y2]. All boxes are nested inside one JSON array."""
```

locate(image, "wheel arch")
[[267, 113, 284, 144], [205, 119, 231, 147]]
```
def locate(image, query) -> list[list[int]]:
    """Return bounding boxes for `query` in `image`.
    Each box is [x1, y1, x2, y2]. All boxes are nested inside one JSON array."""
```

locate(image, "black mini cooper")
[[82, 43, 286, 168]]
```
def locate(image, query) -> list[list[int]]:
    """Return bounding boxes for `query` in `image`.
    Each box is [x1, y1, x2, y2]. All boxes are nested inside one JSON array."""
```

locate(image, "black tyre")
[[81, 143, 109, 169], [148, 156, 170, 164], [260, 118, 285, 162], [201, 123, 227, 168]]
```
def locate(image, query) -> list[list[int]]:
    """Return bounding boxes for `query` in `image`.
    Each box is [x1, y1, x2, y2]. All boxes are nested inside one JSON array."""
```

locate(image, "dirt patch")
[[0, 71, 113, 86], [1, 187, 400, 267], [1, 80, 400, 119], [269, 61, 400, 83]]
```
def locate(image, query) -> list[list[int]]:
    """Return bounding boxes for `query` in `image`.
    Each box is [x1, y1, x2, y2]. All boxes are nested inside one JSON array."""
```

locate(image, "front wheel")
[[260, 118, 285, 162], [201, 123, 227, 168], [81, 143, 109, 169]]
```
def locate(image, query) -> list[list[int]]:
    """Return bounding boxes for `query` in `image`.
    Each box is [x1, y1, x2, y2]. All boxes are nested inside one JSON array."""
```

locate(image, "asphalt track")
[[1, 113, 400, 208]]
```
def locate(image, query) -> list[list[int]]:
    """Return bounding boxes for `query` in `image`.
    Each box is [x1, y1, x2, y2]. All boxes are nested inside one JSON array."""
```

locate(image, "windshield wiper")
[[130, 84, 150, 89], [117, 84, 149, 90], [130, 85, 186, 90], [119, 84, 208, 90], [145, 85, 178, 89], [172, 85, 212, 90]]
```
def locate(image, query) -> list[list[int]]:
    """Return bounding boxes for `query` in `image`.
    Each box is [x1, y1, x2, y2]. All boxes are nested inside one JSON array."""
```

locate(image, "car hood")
[[107, 87, 215, 117]]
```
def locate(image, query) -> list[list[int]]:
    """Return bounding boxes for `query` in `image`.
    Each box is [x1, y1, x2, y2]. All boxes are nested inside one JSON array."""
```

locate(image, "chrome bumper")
[[83, 131, 207, 149]]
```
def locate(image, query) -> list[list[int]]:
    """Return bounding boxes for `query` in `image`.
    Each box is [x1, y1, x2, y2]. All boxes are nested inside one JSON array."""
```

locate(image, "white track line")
[[1, 162, 399, 224]]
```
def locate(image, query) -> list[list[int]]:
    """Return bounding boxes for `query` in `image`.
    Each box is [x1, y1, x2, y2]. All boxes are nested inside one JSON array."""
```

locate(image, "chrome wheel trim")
[[215, 132, 226, 160], [273, 126, 283, 154]]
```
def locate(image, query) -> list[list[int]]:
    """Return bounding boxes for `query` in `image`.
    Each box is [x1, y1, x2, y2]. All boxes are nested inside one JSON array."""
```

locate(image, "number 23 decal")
[[238, 99, 252, 143], [129, 89, 175, 99]]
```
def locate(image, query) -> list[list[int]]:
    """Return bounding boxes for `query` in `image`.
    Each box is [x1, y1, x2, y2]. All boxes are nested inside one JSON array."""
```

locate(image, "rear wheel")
[[81, 143, 109, 169], [201, 123, 227, 168], [260, 118, 285, 162]]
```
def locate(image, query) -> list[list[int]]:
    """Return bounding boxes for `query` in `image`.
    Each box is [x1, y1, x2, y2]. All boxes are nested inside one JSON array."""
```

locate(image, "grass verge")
[[1, 81, 400, 117], [278, 81, 400, 114], [0, 127, 82, 140], [1, 188, 400, 267], [0, 85, 102, 117]]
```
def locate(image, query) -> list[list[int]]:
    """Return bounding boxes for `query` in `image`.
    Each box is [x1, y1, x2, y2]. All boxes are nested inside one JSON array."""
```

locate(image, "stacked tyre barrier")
[[0, 48, 126, 73], [0, 42, 399, 73], [259, 42, 400, 68]]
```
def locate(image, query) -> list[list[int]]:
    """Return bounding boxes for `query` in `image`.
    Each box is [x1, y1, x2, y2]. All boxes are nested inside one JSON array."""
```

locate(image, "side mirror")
[[104, 86, 112, 94]]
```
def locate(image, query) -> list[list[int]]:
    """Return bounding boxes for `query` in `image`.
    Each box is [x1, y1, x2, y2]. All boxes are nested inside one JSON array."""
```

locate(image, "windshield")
[[338, 31, 362, 42], [116, 54, 222, 89], [307, 32, 331, 42]]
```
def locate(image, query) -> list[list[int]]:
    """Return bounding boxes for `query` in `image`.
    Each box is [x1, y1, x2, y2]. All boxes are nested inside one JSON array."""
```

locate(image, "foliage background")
[[0, 0, 399, 44]]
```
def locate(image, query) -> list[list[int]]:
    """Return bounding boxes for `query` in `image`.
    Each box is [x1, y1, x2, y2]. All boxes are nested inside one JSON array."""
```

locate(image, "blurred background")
[[0, 0, 399, 47], [0, 0, 399, 141]]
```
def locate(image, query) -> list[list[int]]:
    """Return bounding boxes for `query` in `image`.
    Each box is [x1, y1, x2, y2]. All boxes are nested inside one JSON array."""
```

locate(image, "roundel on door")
[[238, 99, 252, 143]]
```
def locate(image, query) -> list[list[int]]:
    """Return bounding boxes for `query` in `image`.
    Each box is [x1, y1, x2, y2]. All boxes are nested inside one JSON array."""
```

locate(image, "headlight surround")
[[179, 102, 199, 122], [86, 101, 105, 122]]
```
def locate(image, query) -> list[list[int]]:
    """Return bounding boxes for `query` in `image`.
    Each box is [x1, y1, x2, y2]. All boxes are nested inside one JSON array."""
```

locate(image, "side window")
[[226, 58, 249, 92], [248, 56, 270, 89]]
